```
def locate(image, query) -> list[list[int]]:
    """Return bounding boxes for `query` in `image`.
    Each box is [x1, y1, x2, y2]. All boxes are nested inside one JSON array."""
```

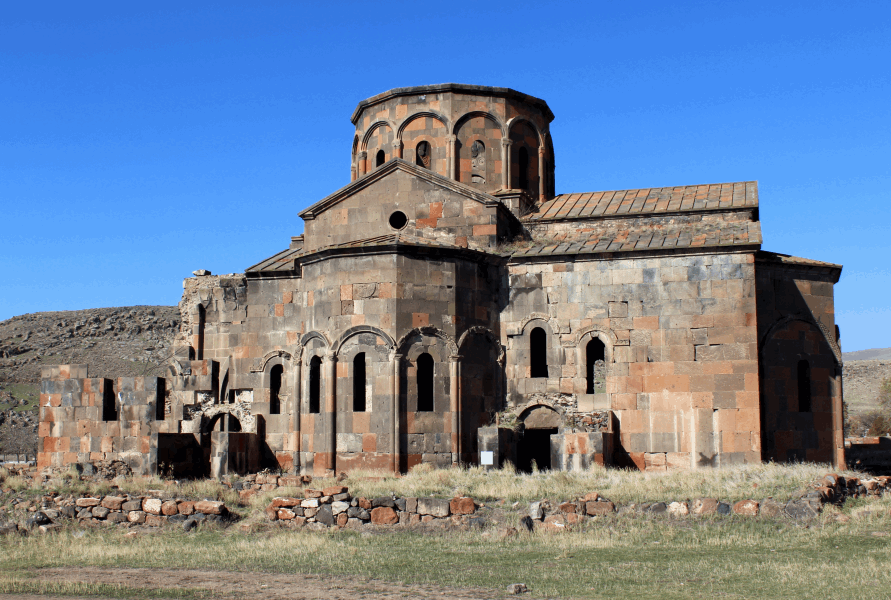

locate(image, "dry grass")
[[303, 461, 854, 504], [2, 494, 891, 599]]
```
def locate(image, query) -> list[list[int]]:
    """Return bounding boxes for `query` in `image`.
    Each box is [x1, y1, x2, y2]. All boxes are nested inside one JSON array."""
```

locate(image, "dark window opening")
[[353, 353, 366, 412], [519, 147, 529, 191], [196, 305, 205, 360], [417, 353, 434, 412], [586, 338, 606, 394], [228, 414, 242, 432], [389, 211, 407, 229], [102, 384, 117, 422], [375, 149, 385, 168], [797, 359, 811, 412], [309, 356, 321, 414], [530, 327, 548, 378], [269, 364, 282, 415], [415, 141, 430, 169], [155, 379, 166, 421]]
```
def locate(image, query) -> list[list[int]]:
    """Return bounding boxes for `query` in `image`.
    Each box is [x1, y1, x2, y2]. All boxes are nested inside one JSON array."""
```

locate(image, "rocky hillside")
[[843, 351, 891, 416], [0, 306, 180, 456]]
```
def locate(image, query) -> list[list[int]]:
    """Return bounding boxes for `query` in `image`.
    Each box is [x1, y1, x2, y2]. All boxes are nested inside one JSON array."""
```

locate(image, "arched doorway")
[[516, 405, 561, 472]]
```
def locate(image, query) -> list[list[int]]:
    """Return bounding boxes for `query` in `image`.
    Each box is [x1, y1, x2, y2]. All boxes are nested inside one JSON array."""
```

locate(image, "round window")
[[388, 211, 407, 230]]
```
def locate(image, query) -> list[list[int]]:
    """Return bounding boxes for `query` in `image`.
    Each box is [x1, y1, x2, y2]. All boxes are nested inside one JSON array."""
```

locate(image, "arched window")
[[518, 147, 529, 191], [375, 149, 386, 168], [415, 141, 430, 169], [530, 327, 548, 378], [797, 359, 811, 412], [417, 353, 434, 412], [269, 364, 282, 415], [353, 353, 366, 412], [586, 338, 606, 394], [309, 356, 321, 414]]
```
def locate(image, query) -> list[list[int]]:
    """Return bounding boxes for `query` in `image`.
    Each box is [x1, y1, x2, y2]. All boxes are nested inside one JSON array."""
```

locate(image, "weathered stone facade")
[[38, 84, 845, 476]]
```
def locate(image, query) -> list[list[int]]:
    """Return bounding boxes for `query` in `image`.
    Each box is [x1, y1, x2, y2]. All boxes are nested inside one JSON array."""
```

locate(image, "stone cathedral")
[[38, 84, 845, 477]]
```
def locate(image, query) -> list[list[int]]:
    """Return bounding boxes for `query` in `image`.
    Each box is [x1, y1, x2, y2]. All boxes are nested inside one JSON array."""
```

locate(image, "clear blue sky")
[[1, 1, 888, 352]]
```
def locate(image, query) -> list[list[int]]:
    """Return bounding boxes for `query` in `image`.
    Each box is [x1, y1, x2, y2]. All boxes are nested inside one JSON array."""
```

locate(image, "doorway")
[[516, 405, 561, 472]]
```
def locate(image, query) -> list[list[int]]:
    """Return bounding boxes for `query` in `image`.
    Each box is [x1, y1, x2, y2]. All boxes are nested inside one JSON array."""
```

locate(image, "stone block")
[[692, 498, 718, 515], [732, 500, 759, 516], [585, 501, 614, 516], [101, 496, 125, 511], [195, 501, 225, 515], [417, 497, 450, 517], [142, 498, 162, 515], [75, 497, 101, 508], [371, 506, 399, 524], [449, 497, 476, 515]]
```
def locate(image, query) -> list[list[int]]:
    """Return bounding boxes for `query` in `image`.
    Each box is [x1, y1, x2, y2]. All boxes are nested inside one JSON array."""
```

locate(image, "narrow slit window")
[[269, 364, 282, 415], [586, 338, 606, 393], [530, 327, 548, 378], [797, 359, 811, 412], [353, 353, 366, 412], [375, 149, 385, 168], [155, 379, 166, 421], [102, 384, 117, 422], [309, 356, 321, 414], [519, 147, 529, 191], [417, 353, 434, 412]]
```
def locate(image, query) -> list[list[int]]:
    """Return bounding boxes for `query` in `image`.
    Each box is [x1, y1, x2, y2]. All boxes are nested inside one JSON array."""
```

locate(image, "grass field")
[[2, 500, 890, 599], [2, 464, 891, 598]]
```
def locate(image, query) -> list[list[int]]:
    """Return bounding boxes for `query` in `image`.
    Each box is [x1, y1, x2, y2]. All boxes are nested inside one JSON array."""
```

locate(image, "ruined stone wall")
[[755, 260, 843, 465], [37, 365, 166, 474], [502, 251, 761, 470]]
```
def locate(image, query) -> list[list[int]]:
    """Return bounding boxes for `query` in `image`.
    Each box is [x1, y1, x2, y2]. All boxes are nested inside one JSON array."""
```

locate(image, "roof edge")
[[350, 83, 554, 124], [298, 158, 503, 220]]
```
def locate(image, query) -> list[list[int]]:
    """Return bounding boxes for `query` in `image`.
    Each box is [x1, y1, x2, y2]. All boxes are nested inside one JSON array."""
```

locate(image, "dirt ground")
[[2, 567, 508, 599]]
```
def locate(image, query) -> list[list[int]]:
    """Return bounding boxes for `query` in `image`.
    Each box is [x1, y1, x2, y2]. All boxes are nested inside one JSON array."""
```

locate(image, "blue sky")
[[1, 1, 888, 352]]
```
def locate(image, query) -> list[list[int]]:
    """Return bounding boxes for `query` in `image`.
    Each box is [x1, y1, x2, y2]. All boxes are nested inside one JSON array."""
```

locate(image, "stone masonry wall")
[[503, 251, 760, 470]]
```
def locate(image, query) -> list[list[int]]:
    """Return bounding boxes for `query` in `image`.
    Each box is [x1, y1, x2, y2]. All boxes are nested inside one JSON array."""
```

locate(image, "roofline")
[[292, 238, 507, 268], [298, 158, 505, 220], [508, 244, 761, 263], [350, 83, 554, 124], [524, 206, 759, 224], [755, 250, 843, 282]]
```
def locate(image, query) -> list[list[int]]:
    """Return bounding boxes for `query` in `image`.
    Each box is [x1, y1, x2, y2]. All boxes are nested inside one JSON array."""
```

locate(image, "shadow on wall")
[[757, 273, 842, 465]]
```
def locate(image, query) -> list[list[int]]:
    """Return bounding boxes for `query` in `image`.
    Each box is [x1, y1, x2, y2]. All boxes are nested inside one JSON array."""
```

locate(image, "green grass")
[[0, 382, 39, 412], [2, 500, 890, 599]]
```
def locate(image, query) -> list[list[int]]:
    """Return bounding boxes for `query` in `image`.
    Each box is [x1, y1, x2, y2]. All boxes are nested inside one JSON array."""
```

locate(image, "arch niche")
[[516, 404, 562, 472]]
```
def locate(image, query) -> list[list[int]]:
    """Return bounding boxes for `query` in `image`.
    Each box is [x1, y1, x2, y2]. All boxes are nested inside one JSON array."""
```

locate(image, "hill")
[[0, 306, 180, 455]]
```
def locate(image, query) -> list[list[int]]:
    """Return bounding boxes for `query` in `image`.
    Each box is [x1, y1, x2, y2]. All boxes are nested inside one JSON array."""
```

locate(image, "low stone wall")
[[264, 486, 478, 529], [1, 492, 231, 535], [3, 471, 888, 536]]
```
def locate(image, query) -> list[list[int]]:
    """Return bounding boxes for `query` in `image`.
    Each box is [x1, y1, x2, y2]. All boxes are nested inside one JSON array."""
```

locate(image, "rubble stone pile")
[[263, 486, 479, 530], [2, 470, 888, 536], [0, 491, 232, 536]]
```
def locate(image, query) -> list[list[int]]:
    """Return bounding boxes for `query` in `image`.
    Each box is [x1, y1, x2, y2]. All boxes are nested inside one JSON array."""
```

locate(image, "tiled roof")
[[509, 220, 761, 258], [245, 246, 303, 273], [525, 181, 758, 222]]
